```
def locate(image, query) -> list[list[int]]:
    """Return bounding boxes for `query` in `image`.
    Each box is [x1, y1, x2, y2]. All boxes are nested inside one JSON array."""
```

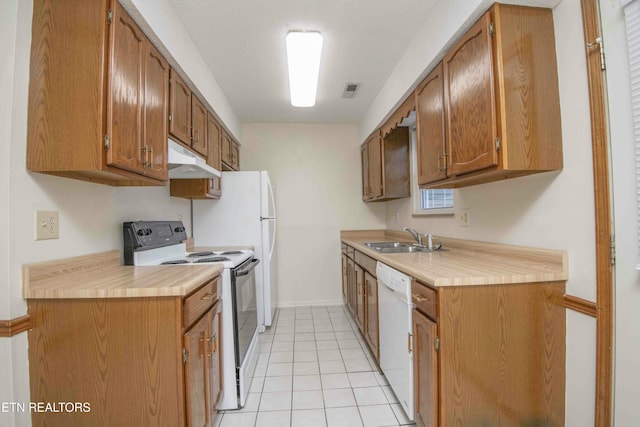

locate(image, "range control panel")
[[123, 221, 188, 263]]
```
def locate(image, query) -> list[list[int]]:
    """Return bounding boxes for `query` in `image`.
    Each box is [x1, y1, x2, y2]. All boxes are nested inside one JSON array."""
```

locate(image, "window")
[[624, 0, 640, 268], [409, 127, 454, 215]]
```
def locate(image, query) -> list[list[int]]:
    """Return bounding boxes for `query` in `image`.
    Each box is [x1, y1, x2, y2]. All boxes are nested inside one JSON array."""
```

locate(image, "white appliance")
[[376, 261, 414, 421], [123, 221, 260, 410], [193, 171, 278, 331]]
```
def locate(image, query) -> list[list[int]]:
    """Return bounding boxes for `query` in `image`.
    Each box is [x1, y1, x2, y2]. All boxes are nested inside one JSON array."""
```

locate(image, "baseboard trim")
[[277, 300, 344, 309], [564, 294, 597, 317], [0, 314, 31, 337]]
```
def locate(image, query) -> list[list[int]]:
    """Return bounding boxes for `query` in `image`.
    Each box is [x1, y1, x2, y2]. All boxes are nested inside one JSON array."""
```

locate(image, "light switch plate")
[[35, 211, 59, 240]]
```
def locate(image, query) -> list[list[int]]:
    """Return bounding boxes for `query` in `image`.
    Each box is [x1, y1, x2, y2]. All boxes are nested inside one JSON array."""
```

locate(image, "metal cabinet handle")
[[412, 293, 429, 303], [201, 293, 214, 301]]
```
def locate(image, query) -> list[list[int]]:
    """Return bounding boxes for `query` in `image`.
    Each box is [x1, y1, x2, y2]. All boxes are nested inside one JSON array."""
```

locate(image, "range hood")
[[168, 139, 221, 179]]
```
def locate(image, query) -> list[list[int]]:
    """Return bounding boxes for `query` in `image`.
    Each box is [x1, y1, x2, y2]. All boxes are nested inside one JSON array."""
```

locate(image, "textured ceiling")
[[170, 0, 435, 124]]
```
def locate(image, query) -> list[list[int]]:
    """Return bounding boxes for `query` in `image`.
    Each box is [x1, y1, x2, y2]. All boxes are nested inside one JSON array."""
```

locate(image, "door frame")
[[579, 0, 614, 425]]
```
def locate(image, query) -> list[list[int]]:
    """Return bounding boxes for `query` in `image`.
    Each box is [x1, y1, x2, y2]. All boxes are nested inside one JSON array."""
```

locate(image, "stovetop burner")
[[161, 260, 190, 265], [193, 257, 230, 263], [188, 251, 216, 257], [220, 251, 243, 255]]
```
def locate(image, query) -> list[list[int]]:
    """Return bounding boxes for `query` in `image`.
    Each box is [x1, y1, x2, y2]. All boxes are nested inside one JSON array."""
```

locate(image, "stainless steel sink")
[[364, 242, 445, 253], [363, 242, 410, 248]]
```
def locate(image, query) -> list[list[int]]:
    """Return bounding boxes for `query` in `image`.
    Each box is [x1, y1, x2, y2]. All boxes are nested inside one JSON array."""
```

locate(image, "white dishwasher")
[[376, 261, 414, 421]]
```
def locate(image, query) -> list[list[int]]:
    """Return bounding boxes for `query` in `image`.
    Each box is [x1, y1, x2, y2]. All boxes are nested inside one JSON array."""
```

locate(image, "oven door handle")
[[235, 258, 260, 277]]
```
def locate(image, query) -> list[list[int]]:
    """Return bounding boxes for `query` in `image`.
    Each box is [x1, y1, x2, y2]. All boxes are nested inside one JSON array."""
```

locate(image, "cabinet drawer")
[[346, 245, 355, 259], [355, 250, 376, 277], [411, 280, 437, 321], [184, 276, 219, 327], [341, 243, 347, 255]]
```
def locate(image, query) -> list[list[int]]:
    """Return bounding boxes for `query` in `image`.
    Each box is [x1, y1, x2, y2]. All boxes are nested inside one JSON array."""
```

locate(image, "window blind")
[[622, 0, 640, 269]]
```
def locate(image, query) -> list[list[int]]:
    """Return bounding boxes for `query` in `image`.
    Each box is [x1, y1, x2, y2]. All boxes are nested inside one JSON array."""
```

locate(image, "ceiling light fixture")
[[286, 31, 323, 107]]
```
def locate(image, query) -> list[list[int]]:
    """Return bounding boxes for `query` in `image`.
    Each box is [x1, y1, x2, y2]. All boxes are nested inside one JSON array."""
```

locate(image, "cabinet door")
[[231, 141, 240, 170], [361, 143, 370, 199], [184, 314, 210, 427], [364, 271, 378, 359], [106, 2, 145, 174], [169, 69, 192, 145], [221, 131, 232, 169], [347, 258, 356, 316], [142, 40, 169, 180], [191, 96, 208, 156], [355, 264, 365, 334], [416, 63, 447, 185], [413, 309, 438, 427], [443, 12, 498, 176], [208, 304, 223, 412], [207, 114, 222, 169], [368, 134, 383, 198], [341, 254, 348, 303], [208, 177, 221, 199]]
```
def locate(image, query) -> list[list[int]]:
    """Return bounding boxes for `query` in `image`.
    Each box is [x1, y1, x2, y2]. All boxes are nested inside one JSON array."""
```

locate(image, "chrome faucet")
[[403, 227, 423, 246], [404, 227, 436, 250]]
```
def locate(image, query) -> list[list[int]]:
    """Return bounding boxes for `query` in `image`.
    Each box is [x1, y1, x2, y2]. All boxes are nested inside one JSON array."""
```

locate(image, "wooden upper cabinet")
[[361, 128, 410, 202], [415, 63, 447, 185], [106, 2, 145, 175], [142, 41, 169, 181], [169, 69, 192, 146], [420, 4, 562, 189], [26, 0, 168, 186], [207, 113, 222, 170], [367, 134, 383, 199], [221, 131, 240, 171], [191, 96, 208, 156], [443, 12, 498, 176]]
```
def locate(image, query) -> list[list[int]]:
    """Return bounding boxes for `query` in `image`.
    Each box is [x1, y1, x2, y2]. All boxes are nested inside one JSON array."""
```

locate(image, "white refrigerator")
[[193, 171, 277, 330]]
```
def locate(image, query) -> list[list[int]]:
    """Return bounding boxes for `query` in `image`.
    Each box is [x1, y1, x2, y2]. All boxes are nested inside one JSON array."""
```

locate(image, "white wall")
[[123, 0, 241, 139], [0, 1, 223, 425], [240, 123, 386, 307], [1, 2, 20, 425], [366, 0, 599, 424], [600, 0, 640, 424]]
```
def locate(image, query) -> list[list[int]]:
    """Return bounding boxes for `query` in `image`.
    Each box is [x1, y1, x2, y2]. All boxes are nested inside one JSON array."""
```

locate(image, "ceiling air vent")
[[341, 82, 360, 99]]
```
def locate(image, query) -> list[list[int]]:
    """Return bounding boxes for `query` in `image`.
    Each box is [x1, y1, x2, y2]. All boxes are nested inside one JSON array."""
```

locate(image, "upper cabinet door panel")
[[207, 114, 222, 169], [368, 134, 383, 198], [169, 69, 191, 145], [191, 96, 208, 157], [443, 12, 498, 176], [416, 62, 447, 185], [143, 41, 169, 180], [106, 2, 145, 174]]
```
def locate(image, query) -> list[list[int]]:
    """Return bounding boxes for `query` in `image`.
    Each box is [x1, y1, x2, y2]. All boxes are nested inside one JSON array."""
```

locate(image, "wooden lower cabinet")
[[364, 271, 379, 360], [411, 279, 566, 426], [346, 257, 356, 316], [341, 246, 379, 362], [355, 264, 365, 334], [341, 253, 348, 301], [412, 308, 438, 427], [27, 277, 223, 427]]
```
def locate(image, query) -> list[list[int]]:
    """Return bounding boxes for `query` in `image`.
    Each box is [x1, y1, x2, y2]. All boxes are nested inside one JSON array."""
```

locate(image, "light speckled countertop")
[[341, 230, 568, 287], [23, 251, 223, 299]]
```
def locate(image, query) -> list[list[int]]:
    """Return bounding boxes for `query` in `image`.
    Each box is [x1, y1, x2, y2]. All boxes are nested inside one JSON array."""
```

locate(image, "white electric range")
[[123, 221, 260, 410]]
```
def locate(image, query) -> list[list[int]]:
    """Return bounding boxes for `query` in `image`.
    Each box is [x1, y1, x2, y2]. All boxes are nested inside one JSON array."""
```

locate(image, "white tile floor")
[[215, 305, 415, 427]]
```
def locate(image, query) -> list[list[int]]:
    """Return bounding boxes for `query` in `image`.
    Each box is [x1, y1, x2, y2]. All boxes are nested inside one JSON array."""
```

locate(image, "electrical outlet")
[[457, 208, 471, 227], [35, 211, 59, 240]]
